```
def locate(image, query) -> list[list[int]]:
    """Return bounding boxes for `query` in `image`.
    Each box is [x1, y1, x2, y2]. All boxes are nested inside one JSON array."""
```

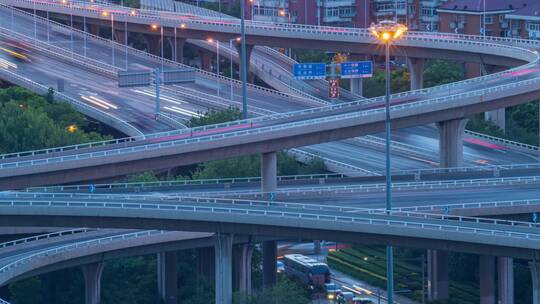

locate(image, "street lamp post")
[[207, 38, 220, 97], [240, 0, 248, 118], [369, 20, 407, 304], [229, 37, 240, 101]]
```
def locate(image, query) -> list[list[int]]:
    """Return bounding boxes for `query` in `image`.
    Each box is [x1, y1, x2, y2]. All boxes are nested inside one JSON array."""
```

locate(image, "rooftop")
[[439, 0, 530, 13]]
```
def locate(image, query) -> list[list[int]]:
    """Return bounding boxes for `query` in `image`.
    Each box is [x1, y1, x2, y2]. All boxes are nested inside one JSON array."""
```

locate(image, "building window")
[[484, 15, 494, 24]]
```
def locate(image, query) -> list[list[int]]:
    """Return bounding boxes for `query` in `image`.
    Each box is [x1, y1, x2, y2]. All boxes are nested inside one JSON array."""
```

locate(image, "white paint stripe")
[[171, 106, 203, 117], [80, 96, 110, 110], [87, 96, 119, 110]]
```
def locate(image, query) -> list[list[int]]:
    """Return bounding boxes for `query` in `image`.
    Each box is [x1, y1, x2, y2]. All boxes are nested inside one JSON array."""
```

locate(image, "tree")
[[188, 107, 242, 128], [233, 278, 309, 304]]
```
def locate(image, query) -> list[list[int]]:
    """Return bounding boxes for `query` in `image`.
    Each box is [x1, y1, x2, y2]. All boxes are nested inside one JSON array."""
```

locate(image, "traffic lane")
[[283, 183, 540, 209], [378, 126, 539, 165], [300, 142, 436, 172]]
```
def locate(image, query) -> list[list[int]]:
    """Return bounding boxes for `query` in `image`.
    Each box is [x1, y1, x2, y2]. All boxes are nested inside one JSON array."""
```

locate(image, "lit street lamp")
[[207, 37, 221, 97], [369, 19, 407, 304], [230, 37, 241, 100]]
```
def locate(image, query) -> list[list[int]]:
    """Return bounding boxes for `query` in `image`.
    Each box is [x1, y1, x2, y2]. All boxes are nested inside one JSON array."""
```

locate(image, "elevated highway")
[[0, 2, 538, 176]]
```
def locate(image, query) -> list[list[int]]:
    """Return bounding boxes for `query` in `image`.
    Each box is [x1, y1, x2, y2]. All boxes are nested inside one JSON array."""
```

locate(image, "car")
[[352, 298, 374, 304], [336, 291, 355, 304], [324, 283, 341, 301], [276, 260, 285, 273]]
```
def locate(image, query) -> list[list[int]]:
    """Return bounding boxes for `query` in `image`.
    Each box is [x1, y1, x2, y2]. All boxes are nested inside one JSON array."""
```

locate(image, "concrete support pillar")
[[199, 50, 213, 71], [87, 24, 100, 36], [261, 152, 277, 196], [314, 240, 321, 255], [174, 38, 186, 63], [262, 240, 277, 288], [437, 118, 468, 168], [427, 250, 448, 301], [114, 30, 127, 45], [157, 251, 178, 304], [233, 244, 254, 294], [145, 35, 160, 56], [261, 152, 278, 288], [531, 262, 540, 304], [197, 247, 215, 283], [81, 262, 104, 304], [407, 57, 424, 91], [498, 257, 514, 304], [215, 234, 234, 304], [480, 255, 496, 304], [350, 78, 363, 97], [485, 109, 506, 132]]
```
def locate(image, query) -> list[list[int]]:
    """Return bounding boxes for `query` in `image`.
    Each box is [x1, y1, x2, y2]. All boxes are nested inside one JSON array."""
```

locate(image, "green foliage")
[[101, 256, 161, 304], [127, 171, 160, 183], [233, 278, 309, 304], [363, 69, 410, 98], [188, 107, 242, 128], [295, 50, 330, 63], [423, 60, 464, 88], [0, 87, 111, 154], [8, 268, 84, 304], [327, 246, 479, 304]]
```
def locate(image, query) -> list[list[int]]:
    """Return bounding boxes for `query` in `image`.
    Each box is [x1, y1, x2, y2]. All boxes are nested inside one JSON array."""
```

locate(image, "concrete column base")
[[174, 37, 186, 63], [350, 78, 363, 97], [199, 50, 213, 71], [530, 262, 540, 304], [498, 257, 514, 304], [215, 234, 234, 304], [427, 250, 448, 301], [407, 57, 425, 91], [234, 44, 254, 83], [145, 34, 160, 56], [157, 251, 178, 304], [485, 109, 506, 132], [437, 118, 468, 168], [234, 244, 254, 294], [81, 262, 105, 304], [262, 240, 277, 288], [480, 255, 496, 304], [261, 152, 277, 200]]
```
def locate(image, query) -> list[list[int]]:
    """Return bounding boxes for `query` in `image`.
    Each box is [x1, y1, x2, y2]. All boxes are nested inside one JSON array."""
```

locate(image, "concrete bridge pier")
[[483, 64, 507, 131], [437, 118, 468, 168], [157, 251, 178, 304], [234, 43, 254, 83], [173, 37, 186, 63], [215, 234, 234, 304], [233, 243, 254, 294], [114, 30, 127, 45], [498, 257, 514, 304], [87, 24, 100, 36], [407, 57, 424, 91], [427, 250, 448, 301], [530, 262, 540, 304], [145, 34, 161, 57], [261, 152, 278, 288], [199, 50, 213, 71], [81, 262, 105, 304], [480, 255, 496, 304], [350, 78, 363, 97]]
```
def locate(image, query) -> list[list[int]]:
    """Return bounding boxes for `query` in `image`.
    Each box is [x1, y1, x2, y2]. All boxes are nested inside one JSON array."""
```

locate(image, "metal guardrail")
[[465, 130, 539, 152], [5, 192, 540, 231], [0, 228, 91, 250], [288, 149, 378, 176], [0, 298, 10, 304], [0, 229, 164, 276], [170, 175, 540, 198], [0, 199, 539, 242], [4, 68, 540, 170], [395, 199, 540, 214]]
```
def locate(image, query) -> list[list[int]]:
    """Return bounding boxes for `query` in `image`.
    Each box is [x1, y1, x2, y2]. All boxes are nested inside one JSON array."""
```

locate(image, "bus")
[[283, 254, 331, 289]]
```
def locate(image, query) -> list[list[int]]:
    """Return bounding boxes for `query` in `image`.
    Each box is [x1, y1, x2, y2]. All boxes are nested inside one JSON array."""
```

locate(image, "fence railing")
[[0, 228, 91, 250]]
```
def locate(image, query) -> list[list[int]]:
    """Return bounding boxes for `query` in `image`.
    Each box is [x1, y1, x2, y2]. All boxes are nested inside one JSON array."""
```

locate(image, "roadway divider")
[[0, 228, 91, 250], [288, 148, 378, 176], [465, 130, 539, 153], [394, 198, 540, 214], [156, 112, 187, 129]]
